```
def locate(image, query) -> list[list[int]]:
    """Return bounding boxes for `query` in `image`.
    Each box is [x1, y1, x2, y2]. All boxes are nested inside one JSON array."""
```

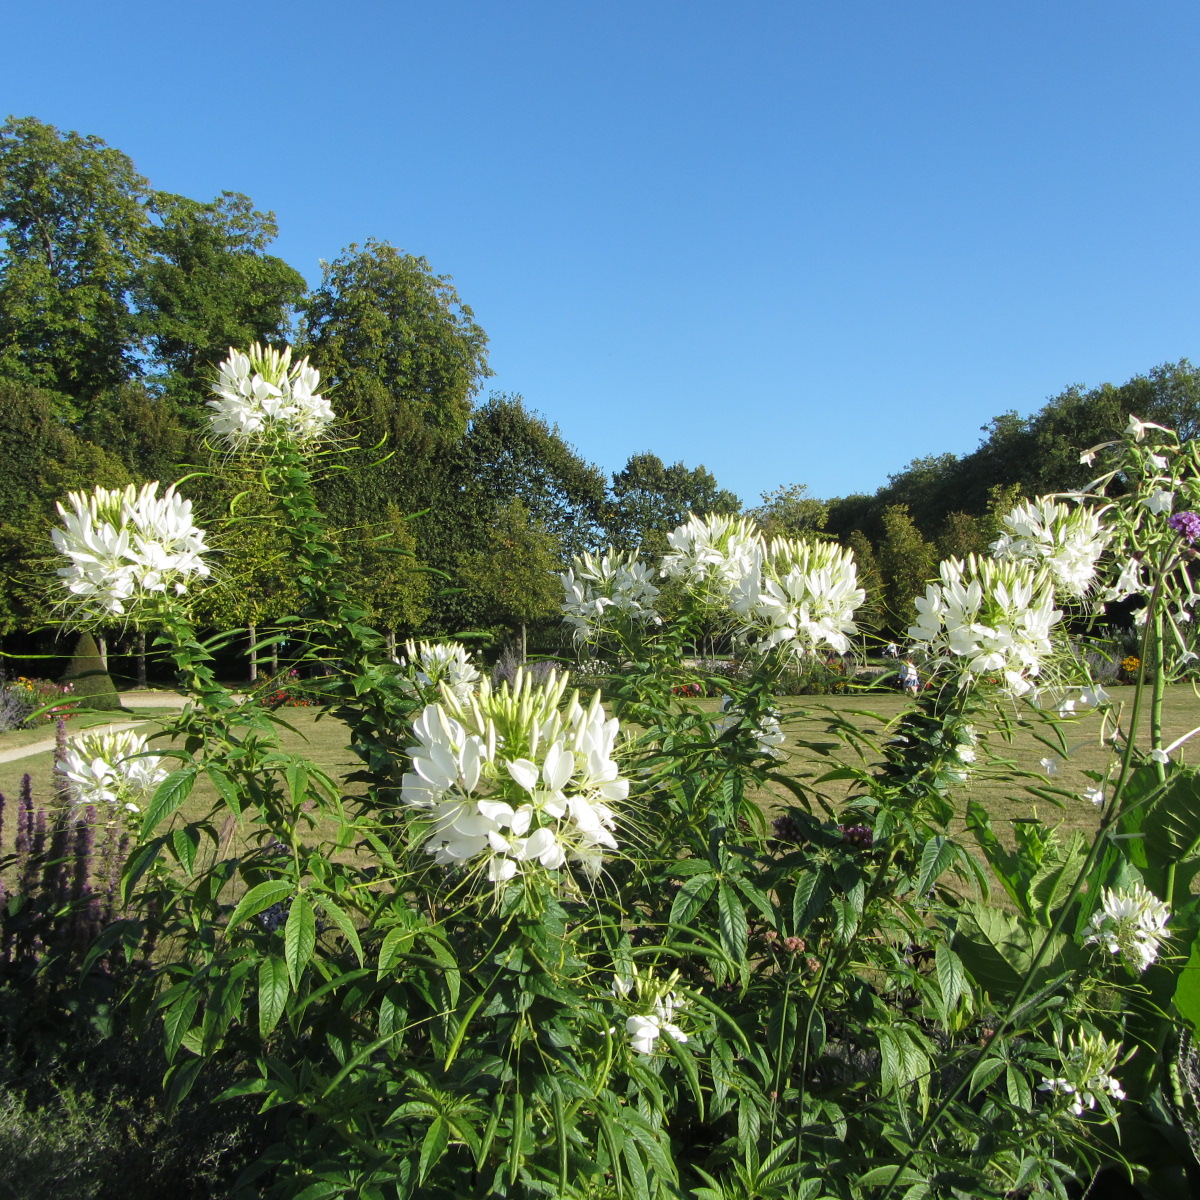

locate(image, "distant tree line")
[[0, 115, 741, 677]]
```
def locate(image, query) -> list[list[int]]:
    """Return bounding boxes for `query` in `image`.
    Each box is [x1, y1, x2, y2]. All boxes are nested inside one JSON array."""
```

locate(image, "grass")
[[4, 684, 1199, 858]]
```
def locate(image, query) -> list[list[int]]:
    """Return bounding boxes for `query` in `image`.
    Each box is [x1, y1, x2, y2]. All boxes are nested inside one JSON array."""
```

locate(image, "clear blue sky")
[[5, 1, 1198, 507]]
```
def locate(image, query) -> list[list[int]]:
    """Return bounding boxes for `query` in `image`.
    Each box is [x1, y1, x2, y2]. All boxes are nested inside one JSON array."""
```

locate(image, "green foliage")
[[750, 484, 830, 540], [59, 631, 121, 710], [876, 504, 936, 637], [607, 451, 740, 554], [0, 116, 150, 406]]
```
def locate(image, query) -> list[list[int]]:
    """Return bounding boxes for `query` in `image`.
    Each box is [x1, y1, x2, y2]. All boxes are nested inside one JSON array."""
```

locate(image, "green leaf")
[[227, 879, 294, 934], [140, 768, 196, 837], [258, 953, 290, 1037], [284, 894, 317, 988], [418, 1116, 450, 1183], [916, 835, 956, 896], [162, 986, 201, 1062], [205, 766, 243, 815], [934, 943, 967, 1016], [170, 826, 200, 876], [857, 1165, 928, 1187], [791, 870, 830, 937], [316, 895, 364, 966], [670, 874, 716, 927], [1173, 936, 1200, 1034], [717, 880, 748, 963]]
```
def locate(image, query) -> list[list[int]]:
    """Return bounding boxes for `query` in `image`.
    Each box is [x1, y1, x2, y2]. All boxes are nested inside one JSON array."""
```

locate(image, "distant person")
[[899, 658, 919, 696], [885, 642, 899, 659]]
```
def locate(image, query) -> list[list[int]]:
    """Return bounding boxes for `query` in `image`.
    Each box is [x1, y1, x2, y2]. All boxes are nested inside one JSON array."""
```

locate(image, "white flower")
[[57, 729, 167, 811], [395, 640, 481, 702], [400, 669, 626, 886], [1040, 756, 1060, 776], [560, 549, 660, 642], [730, 537, 865, 659], [1141, 490, 1175, 516], [1083, 882, 1170, 972], [1104, 557, 1145, 603], [52, 483, 210, 618], [1080, 685, 1110, 707], [661, 513, 761, 603], [1148, 453, 1169, 471], [625, 990, 687, 1056], [1040, 1031, 1126, 1118], [990, 498, 1110, 599], [1125, 415, 1172, 443], [909, 555, 1061, 697], [208, 344, 334, 449], [1149, 748, 1170, 764], [1084, 787, 1105, 808], [716, 699, 787, 759]]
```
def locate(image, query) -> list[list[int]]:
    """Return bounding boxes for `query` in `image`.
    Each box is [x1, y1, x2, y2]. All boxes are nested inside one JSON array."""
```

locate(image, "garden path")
[[0, 691, 188, 765]]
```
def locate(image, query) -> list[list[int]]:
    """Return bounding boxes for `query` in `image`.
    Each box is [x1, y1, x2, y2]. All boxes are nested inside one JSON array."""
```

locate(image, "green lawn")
[[3, 685, 1197, 856]]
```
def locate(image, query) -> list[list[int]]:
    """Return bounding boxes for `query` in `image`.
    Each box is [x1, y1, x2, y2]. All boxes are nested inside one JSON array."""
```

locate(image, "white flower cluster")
[[401, 669, 626, 885], [208, 344, 334, 449], [990, 498, 1110, 599], [57, 729, 167, 813], [395, 640, 481, 702], [1083, 882, 1171, 972], [908, 555, 1061, 696], [560, 549, 661, 643], [660, 513, 761, 603], [52, 483, 211, 618], [1038, 1032, 1126, 1117], [716, 697, 786, 759], [612, 971, 688, 1056], [730, 536, 866, 657]]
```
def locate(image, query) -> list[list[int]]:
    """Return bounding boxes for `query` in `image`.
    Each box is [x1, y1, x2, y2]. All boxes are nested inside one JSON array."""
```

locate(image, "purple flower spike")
[[1169, 511, 1200, 544]]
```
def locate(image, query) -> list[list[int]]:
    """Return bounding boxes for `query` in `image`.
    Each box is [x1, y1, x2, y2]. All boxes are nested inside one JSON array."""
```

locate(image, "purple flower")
[[1168, 511, 1200, 544]]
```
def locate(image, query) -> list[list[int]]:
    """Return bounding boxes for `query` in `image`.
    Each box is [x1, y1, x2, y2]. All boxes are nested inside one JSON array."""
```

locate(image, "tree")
[[877, 504, 937, 638], [935, 511, 988, 562], [607, 453, 740, 554], [750, 483, 829, 540], [0, 116, 150, 407], [302, 239, 490, 463], [846, 530, 885, 636], [134, 191, 307, 400], [457, 499, 564, 662]]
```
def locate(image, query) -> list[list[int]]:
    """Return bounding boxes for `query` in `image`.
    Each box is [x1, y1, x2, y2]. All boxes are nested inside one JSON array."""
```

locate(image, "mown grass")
[[3, 684, 1199, 857]]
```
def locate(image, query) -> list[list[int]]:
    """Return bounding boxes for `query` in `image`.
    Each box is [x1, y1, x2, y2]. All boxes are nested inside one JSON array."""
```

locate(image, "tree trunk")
[[248, 622, 258, 683], [270, 632, 279, 675], [96, 633, 108, 670], [520, 622, 527, 666], [136, 630, 147, 688], [386, 629, 397, 658]]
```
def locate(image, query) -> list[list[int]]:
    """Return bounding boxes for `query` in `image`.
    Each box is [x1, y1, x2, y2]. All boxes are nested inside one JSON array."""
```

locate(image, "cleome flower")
[[990, 497, 1111, 599], [395, 639, 481, 703], [610, 967, 689, 1056], [57, 729, 168, 813], [208, 344, 334, 450], [52, 482, 210, 619], [1038, 1031, 1126, 1118], [908, 555, 1061, 697], [660, 513, 761, 605], [1082, 882, 1170, 973], [560, 548, 661, 643], [716, 696, 787, 759], [400, 668, 627, 886], [729, 536, 865, 660]]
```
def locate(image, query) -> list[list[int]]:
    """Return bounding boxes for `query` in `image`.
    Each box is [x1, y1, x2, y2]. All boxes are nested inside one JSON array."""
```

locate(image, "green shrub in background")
[[13, 350, 1200, 1198]]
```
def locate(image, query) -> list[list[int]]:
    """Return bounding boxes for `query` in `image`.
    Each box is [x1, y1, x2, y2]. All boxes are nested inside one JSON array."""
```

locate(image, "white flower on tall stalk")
[[395, 640, 480, 702], [208, 344, 334, 449], [990, 498, 1111, 599], [908, 555, 1061, 696], [716, 697, 787, 759], [400, 668, 626, 886], [52, 483, 211, 618], [1083, 882, 1171, 972], [560, 549, 661, 643], [660, 513, 761, 603], [57, 729, 167, 812], [730, 537, 865, 659], [1038, 1031, 1126, 1117], [612, 968, 688, 1056], [1141, 489, 1175, 516]]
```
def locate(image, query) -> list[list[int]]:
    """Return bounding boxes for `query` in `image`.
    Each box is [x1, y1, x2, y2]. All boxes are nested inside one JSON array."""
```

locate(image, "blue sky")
[[5, 1, 1198, 507]]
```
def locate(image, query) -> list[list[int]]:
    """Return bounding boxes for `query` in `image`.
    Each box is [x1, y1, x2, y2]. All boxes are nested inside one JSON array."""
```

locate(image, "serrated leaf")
[[140, 768, 196, 836], [316, 896, 364, 965], [935, 943, 966, 1015], [916, 835, 956, 896], [791, 870, 829, 937], [227, 879, 294, 934], [206, 766, 243, 815], [670, 874, 716, 927], [284, 894, 316, 988], [258, 953, 290, 1037], [163, 986, 200, 1062], [419, 1116, 450, 1183], [717, 880, 748, 963]]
